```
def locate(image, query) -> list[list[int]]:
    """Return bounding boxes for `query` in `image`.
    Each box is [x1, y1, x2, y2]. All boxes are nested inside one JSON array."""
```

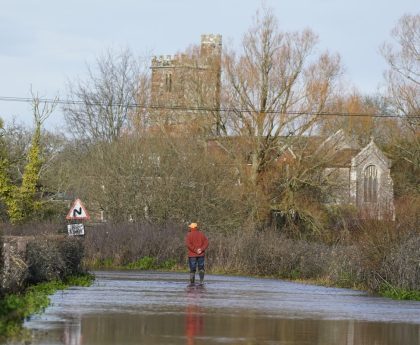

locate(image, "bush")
[[26, 237, 85, 284], [380, 234, 420, 291], [0, 229, 3, 297], [327, 245, 366, 288], [26, 239, 64, 284], [207, 230, 333, 280], [126, 256, 155, 270], [59, 238, 85, 277], [83, 222, 185, 267], [2, 222, 62, 237]]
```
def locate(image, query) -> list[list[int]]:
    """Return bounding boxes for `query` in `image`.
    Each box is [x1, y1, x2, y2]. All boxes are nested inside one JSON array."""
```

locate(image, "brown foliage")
[[83, 222, 186, 267], [348, 196, 420, 290], [26, 237, 85, 284]]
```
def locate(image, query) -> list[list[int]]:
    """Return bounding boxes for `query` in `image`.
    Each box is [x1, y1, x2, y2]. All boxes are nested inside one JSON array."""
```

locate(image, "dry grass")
[[83, 222, 186, 268]]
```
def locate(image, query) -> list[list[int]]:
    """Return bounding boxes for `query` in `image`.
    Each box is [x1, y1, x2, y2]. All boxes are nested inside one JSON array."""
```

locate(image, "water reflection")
[[23, 271, 420, 345], [48, 311, 419, 345], [185, 286, 205, 345], [62, 317, 82, 345]]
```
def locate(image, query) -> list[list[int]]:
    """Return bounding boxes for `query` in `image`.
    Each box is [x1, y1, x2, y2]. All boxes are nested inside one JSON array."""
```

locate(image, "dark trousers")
[[188, 256, 205, 273]]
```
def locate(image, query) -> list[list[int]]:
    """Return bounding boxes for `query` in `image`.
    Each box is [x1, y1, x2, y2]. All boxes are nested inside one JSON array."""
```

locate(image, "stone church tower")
[[150, 34, 222, 133]]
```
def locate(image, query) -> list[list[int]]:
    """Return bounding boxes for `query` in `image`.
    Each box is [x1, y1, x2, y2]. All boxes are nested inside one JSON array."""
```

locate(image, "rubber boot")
[[189, 272, 195, 284], [199, 270, 205, 284]]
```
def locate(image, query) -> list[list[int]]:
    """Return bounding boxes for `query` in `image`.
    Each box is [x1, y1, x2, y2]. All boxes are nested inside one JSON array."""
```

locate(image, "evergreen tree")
[[2, 95, 56, 223], [7, 122, 42, 223], [0, 118, 13, 210]]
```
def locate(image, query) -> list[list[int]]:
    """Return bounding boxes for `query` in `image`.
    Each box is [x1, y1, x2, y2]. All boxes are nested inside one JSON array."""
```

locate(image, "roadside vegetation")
[[7, 212, 417, 301], [0, 223, 94, 339], [0, 273, 94, 339]]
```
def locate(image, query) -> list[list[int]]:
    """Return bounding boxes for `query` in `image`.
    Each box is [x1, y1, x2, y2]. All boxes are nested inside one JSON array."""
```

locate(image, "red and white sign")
[[66, 199, 90, 220]]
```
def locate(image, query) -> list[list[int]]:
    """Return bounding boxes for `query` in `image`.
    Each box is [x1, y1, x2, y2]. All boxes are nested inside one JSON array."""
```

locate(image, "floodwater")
[[21, 271, 420, 345]]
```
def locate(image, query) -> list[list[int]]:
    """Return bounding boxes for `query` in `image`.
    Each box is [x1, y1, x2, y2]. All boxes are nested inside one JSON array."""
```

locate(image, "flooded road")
[[23, 271, 420, 345]]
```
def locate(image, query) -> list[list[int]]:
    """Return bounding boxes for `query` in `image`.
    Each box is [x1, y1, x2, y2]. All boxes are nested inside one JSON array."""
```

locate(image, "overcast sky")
[[0, 0, 418, 130]]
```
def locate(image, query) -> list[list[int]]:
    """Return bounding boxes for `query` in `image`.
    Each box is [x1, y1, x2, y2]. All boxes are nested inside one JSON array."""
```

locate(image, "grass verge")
[[379, 285, 420, 301], [89, 256, 179, 271], [0, 273, 95, 340]]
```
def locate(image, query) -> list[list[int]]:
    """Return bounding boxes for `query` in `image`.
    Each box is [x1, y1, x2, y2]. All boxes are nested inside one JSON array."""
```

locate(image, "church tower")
[[150, 34, 222, 133]]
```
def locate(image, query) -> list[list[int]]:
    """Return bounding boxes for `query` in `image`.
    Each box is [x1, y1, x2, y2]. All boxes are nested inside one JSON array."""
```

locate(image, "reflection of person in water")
[[185, 302, 204, 345], [62, 317, 83, 345]]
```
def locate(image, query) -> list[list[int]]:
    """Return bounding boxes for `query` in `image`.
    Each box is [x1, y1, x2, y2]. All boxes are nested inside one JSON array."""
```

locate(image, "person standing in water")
[[185, 223, 209, 285]]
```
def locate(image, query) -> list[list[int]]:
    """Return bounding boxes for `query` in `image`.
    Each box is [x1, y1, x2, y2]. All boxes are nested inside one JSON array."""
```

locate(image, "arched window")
[[364, 165, 378, 202]]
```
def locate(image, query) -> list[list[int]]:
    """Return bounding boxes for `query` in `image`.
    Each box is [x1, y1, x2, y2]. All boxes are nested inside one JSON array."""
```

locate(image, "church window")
[[364, 165, 378, 202]]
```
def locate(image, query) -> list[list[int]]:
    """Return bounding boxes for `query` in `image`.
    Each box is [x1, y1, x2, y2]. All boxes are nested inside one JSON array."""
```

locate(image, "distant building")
[[148, 36, 395, 220], [316, 130, 395, 220], [150, 34, 222, 133], [207, 130, 396, 220]]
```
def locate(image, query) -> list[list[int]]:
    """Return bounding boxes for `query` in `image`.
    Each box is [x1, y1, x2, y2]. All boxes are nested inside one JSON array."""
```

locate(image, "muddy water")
[[23, 271, 420, 345]]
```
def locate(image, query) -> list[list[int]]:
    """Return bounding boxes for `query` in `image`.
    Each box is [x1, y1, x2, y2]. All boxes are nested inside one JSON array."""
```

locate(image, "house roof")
[[329, 148, 361, 167]]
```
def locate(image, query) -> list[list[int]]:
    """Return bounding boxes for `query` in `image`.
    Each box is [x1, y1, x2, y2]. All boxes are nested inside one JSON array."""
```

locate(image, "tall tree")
[[6, 96, 56, 223], [0, 117, 12, 219], [216, 7, 343, 225], [65, 48, 149, 143], [381, 14, 420, 195], [320, 92, 383, 146], [381, 13, 420, 127], [222, 7, 342, 184]]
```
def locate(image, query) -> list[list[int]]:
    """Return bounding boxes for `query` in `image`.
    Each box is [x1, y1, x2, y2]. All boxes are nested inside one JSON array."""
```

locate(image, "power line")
[[0, 95, 418, 119]]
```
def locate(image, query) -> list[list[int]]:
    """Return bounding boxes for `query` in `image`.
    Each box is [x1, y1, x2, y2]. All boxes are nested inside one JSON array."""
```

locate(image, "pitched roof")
[[329, 148, 361, 167]]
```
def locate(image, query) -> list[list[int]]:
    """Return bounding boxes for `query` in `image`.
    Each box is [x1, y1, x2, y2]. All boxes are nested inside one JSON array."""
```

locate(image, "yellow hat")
[[188, 223, 198, 228]]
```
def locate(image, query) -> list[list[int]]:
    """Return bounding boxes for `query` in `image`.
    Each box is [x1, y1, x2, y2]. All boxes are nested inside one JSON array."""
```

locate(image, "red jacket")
[[185, 228, 209, 257]]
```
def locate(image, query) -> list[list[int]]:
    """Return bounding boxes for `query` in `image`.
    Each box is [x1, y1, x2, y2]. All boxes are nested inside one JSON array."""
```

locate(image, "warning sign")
[[66, 199, 90, 220]]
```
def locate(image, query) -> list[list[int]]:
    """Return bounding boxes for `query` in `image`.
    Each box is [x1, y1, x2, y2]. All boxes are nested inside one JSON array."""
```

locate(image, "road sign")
[[66, 199, 90, 220], [67, 223, 85, 236]]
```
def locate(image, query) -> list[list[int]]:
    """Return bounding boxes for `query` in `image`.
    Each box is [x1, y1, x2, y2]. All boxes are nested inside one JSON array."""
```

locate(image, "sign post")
[[66, 199, 90, 236]]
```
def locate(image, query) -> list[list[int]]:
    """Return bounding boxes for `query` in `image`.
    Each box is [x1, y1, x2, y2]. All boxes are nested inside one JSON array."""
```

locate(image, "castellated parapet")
[[201, 34, 222, 47], [152, 55, 175, 68], [201, 34, 222, 57], [151, 34, 222, 67]]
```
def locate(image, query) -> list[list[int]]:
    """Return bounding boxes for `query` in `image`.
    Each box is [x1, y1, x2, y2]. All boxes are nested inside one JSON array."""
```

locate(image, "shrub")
[[207, 230, 333, 280], [83, 222, 185, 267], [26, 237, 85, 284], [126, 256, 155, 270], [327, 245, 366, 288], [0, 229, 3, 297], [26, 239, 65, 284], [380, 234, 420, 291], [2, 222, 63, 236], [59, 238, 85, 277]]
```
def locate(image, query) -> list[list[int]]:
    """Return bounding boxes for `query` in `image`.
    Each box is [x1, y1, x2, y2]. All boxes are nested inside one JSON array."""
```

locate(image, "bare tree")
[[381, 13, 420, 129], [222, 7, 342, 185], [65, 48, 149, 143], [381, 13, 420, 185]]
